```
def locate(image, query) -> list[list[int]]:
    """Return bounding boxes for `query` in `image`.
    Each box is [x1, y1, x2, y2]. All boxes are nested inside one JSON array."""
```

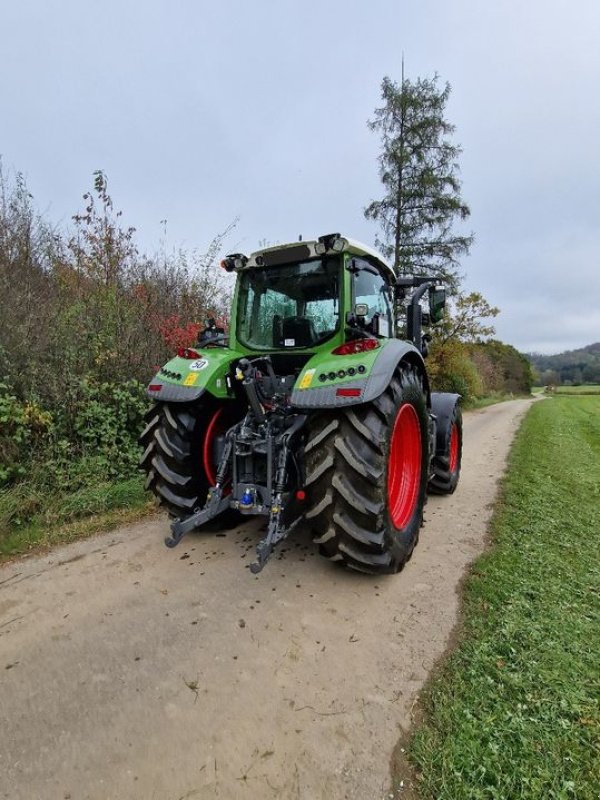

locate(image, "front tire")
[[428, 403, 462, 494], [304, 366, 429, 574]]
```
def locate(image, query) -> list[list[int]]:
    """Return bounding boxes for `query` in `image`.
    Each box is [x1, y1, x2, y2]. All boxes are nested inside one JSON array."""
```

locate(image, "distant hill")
[[526, 343, 600, 384]]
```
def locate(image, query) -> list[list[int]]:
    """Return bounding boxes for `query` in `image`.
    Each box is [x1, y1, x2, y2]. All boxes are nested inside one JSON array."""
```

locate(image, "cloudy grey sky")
[[2, 0, 599, 354]]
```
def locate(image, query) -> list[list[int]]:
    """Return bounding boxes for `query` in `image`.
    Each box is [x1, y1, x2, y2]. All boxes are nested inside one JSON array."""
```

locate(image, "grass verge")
[[0, 475, 155, 560], [407, 396, 600, 799], [466, 393, 531, 410]]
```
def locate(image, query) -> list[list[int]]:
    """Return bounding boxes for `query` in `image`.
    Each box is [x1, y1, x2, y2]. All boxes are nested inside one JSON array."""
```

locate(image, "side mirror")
[[428, 287, 446, 323]]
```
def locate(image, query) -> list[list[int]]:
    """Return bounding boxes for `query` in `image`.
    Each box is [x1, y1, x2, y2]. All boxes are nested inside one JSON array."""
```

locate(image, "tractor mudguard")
[[290, 339, 429, 409], [146, 348, 243, 403], [430, 391, 461, 451]]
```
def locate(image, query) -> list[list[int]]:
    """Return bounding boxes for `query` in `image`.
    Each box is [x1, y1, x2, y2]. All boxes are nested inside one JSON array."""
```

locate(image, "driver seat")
[[281, 316, 317, 347]]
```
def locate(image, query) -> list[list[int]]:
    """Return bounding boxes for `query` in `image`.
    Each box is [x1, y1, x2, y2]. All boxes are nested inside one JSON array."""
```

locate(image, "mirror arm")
[[406, 283, 430, 352]]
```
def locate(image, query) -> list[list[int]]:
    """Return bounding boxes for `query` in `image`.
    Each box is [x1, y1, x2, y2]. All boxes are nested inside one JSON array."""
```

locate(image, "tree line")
[[0, 166, 232, 509], [527, 343, 600, 385]]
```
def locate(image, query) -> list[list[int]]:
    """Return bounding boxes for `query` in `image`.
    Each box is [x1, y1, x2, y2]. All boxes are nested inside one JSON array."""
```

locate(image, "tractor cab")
[[226, 233, 397, 355]]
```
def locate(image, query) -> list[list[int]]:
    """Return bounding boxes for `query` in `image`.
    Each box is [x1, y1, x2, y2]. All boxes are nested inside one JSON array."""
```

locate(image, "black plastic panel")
[[263, 244, 311, 266]]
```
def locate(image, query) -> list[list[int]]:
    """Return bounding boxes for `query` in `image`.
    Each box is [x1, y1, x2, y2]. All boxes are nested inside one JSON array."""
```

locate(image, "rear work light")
[[177, 347, 202, 359], [332, 338, 380, 356], [336, 388, 362, 397]]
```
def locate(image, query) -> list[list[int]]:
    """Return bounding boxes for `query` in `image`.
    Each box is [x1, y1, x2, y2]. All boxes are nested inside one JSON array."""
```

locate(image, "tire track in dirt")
[[0, 398, 533, 800]]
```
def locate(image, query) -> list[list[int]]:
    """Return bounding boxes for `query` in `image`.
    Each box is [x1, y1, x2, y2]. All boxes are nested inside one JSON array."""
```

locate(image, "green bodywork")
[[146, 238, 427, 407], [151, 341, 380, 392]]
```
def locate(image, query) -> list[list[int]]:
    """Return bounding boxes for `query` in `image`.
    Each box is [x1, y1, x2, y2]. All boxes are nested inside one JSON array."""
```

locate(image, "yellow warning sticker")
[[299, 368, 316, 389], [183, 372, 198, 386]]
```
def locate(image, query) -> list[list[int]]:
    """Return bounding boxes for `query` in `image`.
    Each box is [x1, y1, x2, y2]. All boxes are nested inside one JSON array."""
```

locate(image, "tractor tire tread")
[[305, 366, 428, 575], [428, 403, 462, 495], [139, 402, 210, 518]]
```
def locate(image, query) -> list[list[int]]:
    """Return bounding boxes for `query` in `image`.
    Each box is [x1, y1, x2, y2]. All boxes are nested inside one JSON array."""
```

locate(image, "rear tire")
[[139, 402, 209, 517], [428, 403, 462, 495], [139, 400, 240, 521], [304, 366, 429, 574]]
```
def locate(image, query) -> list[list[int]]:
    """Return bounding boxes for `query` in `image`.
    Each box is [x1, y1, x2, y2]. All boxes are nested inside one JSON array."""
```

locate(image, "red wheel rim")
[[203, 408, 224, 486], [387, 403, 422, 529], [449, 423, 459, 473]]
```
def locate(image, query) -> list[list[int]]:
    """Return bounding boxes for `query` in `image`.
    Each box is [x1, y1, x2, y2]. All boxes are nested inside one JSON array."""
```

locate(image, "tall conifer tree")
[[365, 71, 473, 290]]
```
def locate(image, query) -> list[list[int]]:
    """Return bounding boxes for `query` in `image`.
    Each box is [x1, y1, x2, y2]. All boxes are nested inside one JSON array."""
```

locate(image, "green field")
[[553, 385, 600, 395], [407, 396, 600, 799]]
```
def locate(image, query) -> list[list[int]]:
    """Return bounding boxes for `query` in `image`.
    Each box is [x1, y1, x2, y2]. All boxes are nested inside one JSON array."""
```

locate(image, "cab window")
[[352, 258, 394, 337]]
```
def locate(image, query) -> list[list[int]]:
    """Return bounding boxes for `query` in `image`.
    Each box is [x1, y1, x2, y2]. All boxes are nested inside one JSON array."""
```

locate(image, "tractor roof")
[[242, 235, 395, 281]]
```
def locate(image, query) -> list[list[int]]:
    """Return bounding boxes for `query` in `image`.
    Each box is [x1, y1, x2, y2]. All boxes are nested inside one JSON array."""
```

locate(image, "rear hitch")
[[165, 363, 307, 572], [165, 487, 230, 548], [165, 430, 235, 549], [249, 495, 302, 574], [249, 413, 307, 572]]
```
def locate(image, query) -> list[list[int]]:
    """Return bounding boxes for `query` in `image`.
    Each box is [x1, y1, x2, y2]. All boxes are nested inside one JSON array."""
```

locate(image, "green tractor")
[[139, 233, 462, 574]]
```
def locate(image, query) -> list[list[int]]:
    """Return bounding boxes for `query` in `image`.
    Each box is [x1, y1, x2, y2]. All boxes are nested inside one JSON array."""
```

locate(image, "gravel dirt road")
[[0, 398, 533, 800]]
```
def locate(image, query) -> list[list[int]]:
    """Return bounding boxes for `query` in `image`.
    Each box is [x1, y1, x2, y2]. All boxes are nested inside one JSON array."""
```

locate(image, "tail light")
[[336, 388, 362, 397], [332, 338, 380, 356], [177, 347, 202, 359]]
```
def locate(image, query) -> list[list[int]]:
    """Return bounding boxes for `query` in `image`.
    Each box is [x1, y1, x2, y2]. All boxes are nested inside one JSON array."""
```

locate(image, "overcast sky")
[[2, 0, 599, 354]]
